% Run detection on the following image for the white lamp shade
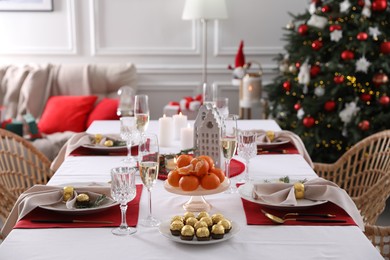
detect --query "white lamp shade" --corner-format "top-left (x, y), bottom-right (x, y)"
top-left (182, 0), bottom-right (228, 20)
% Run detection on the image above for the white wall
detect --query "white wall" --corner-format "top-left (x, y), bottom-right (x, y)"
top-left (0, 0), bottom-right (308, 119)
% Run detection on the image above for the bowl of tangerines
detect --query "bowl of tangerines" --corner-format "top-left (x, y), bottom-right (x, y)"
top-left (163, 154), bottom-right (230, 196)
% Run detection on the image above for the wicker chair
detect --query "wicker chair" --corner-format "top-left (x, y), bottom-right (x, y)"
top-left (364, 225), bottom-right (390, 259)
top-left (0, 128), bottom-right (53, 222)
top-left (314, 130), bottom-right (390, 225)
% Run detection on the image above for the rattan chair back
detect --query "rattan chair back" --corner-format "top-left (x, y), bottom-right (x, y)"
top-left (364, 224), bottom-right (390, 259)
top-left (0, 128), bottom-right (53, 221)
top-left (314, 130), bottom-right (390, 225)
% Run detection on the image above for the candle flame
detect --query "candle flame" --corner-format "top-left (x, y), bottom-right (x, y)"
top-left (163, 114), bottom-right (166, 118)
top-left (179, 112), bottom-right (183, 116)
top-left (248, 85), bottom-right (253, 92)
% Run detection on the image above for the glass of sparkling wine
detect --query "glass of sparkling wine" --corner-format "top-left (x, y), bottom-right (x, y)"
top-left (220, 114), bottom-right (238, 194)
top-left (134, 94), bottom-right (150, 136)
top-left (138, 133), bottom-right (160, 227)
top-left (120, 117), bottom-right (138, 165)
top-left (111, 166), bottom-right (137, 236)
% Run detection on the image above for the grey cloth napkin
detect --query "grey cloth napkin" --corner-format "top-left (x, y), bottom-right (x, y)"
top-left (1, 184), bottom-right (112, 238)
top-left (252, 177), bottom-right (364, 230)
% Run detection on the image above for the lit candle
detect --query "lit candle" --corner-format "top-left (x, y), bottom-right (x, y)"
top-left (172, 112), bottom-right (188, 140)
top-left (180, 124), bottom-right (194, 150)
top-left (165, 157), bottom-right (177, 171)
top-left (158, 114), bottom-right (173, 147)
top-left (240, 74), bottom-right (262, 108)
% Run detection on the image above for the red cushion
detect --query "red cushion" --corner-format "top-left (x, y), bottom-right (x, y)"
top-left (38, 96), bottom-right (98, 134)
top-left (86, 98), bottom-right (120, 127)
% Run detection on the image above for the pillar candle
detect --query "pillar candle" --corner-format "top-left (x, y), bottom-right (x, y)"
top-left (172, 112), bottom-right (188, 140)
top-left (180, 124), bottom-right (194, 150)
top-left (158, 114), bottom-right (173, 147)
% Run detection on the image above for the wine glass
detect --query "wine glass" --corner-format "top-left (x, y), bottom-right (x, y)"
top-left (111, 166), bottom-right (137, 236)
top-left (138, 133), bottom-right (160, 227)
top-left (120, 117), bottom-right (138, 165)
top-left (213, 97), bottom-right (229, 119)
top-left (134, 94), bottom-right (150, 137)
top-left (237, 130), bottom-right (257, 183)
top-left (220, 114), bottom-right (238, 194)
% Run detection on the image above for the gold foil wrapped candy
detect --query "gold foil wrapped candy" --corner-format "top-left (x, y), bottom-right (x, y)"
top-left (62, 186), bottom-right (74, 202)
top-left (196, 227), bottom-right (210, 241)
top-left (294, 182), bottom-right (305, 199)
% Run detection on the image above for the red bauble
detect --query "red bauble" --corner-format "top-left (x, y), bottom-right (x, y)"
top-left (372, 72), bottom-right (389, 87)
top-left (322, 5), bottom-right (331, 12)
top-left (379, 95), bottom-right (390, 106)
top-left (312, 40), bottom-right (323, 51)
top-left (310, 65), bottom-right (321, 77)
top-left (294, 103), bottom-right (301, 111)
top-left (295, 62), bottom-right (301, 69)
top-left (333, 75), bottom-right (345, 84)
top-left (324, 100), bottom-right (336, 112)
top-left (360, 93), bottom-right (372, 102)
top-left (356, 32), bottom-right (368, 41)
top-left (298, 24), bottom-right (308, 35)
top-left (358, 120), bottom-right (370, 131)
top-left (380, 42), bottom-right (390, 54)
top-left (283, 81), bottom-right (291, 91)
top-left (329, 24), bottom-right (342, 32)
top-left (303, 116), bottom-right (315, 128)
top-left (372, 0), bottom-right (388, 12)
top-left (341, 50), bottom-right (355, 60)
top-left (358, 0), bottom-right (365, 6)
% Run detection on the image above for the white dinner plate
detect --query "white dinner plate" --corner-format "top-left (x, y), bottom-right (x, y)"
top-left (163, 178), bottom-right (230, 196)
top-left (81, 143), bottom-right (127, 153)
top-left (257, 137), bottom-right (290, 148)
top-left (158, 220), bottom-right (240, 245)
top-left (238, 181), bottom-right (327, 210)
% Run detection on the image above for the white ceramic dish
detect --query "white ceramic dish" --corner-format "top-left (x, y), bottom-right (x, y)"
top-left (238, 181), bottom-right (327, 210)
top-left (158, 220), bottom-right (240, 245)
top-left (163, 178), bottom-right (230, 196)
top-left (257, 137), bottom-right (290, 148)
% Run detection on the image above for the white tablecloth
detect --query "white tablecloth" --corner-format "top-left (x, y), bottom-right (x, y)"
top-left (0, 120), bottom-right (382, 260)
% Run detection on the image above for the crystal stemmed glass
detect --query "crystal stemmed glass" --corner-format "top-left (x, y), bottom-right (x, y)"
top-left (220, 114), bottom-right (238, 194)
top-left (138, 133), bottom-right (160, 227)
top-left (111, 166), bottom-right (137, 236)
top-left (237, 131), bottom-right (257, 183)
top-left (120, 116), bottom-right (138, 165)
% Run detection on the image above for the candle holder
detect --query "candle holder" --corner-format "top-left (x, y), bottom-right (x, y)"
top-left (239, 62), bottom-right (263, 119)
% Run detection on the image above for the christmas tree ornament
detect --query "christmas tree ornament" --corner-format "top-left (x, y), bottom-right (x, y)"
top-left (298, 24), bottom-right (308, 35)
top-left (339, 101), bottom-right (360, 124)
top-left (379, 95), bottom-right (390, 106)
top-left (362, 0), bottom-right (372, 17)
top-left (307, 14), bottom-right (328, 29)
top-left (286, 21), bottom-right (295, 30)
top-left (358, 120), bottom-right (370, 131)
top-left (314, 86), bottom-right (325, 97)
top-left (322, 5), bottom-right (331, 12)
top-left (371, 0), bottom-right (387, 12)
top-left (289, 64), bottom-right (298, 73)
top-left (372, 72), bottom-right (389, 86)
top-left (360, 93), bottom-right (371, 102)
top-left (340, 0), bottom-right (351, 12)
top-left (330, 30), bottom-right (343, 42)
top-left (298, 60), bottom-right (310, 85)
top-left (283, 81), bottom-right (291, 91)
top-left (368, 26), bottom-right (381, 40)
top-left (294, 103), bottom-right (302, 111)
top-left (341, 50), bottom-right (355, 60)
top-left (295, 62), bottom-right (301, 69)
top-left (329, 24), bottom-right (342, 32)
top-left (334, 75), bottom-right (345, 84)
top-left (380, 42), bottom-right (390, 54)
top-left (357, 0), bottom-right (365, 7)
top-left (303, 116), bottom-right (315, 128)
top-left (356, 32), bottom-right (368, 41)
top-left (310, 65), bottom-right (321, 77)
top-left (312, 39), bottom-right (323, 51)
top-left (279, 61), bottom-right (289, 73)
top-left (324, 100), bottom-right (336, 111)
top-left (355, 56), bottom-right (371, 73)
top-left (297, 108), bottom-right (305, 119)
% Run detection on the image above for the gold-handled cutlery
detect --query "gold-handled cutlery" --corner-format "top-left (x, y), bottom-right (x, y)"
top-left (261, 210), bottom-right (346, 224)
top-left (31, 219), bottom-right (114, 224)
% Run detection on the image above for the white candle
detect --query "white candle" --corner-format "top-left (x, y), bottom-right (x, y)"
top-left (172, 112), bottom-right (187, 140)
top-left (241, 74), bottom-right (262, 108)
top-left (158, 114), bottom-right (173, 147)
top-left (180, 124), bottom-right (194, 150)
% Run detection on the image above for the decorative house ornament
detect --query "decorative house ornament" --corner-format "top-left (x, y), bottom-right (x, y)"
top-left (193, 103), bottom-right (223, 167)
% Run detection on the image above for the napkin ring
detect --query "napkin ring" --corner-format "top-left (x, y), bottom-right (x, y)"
top-left (293, 182), bottom-right (305, 199)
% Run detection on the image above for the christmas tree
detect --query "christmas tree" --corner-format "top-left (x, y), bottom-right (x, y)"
top-left (266, 0), bottom-right (390, 163)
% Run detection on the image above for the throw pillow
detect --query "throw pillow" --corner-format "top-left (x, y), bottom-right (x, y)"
top-left (86, 98), bottom-right (120, 127)
top-left (38, 95), bottom-right (98, 134)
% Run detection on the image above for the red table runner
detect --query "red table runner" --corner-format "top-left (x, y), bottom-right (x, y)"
top-left (14, 185), bottom-right (143, 229)
top-left (257, 142), bottom-right (299, 155)
top-left (240, 197), bottom-right (357, 226)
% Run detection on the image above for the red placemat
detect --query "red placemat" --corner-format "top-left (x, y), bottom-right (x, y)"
top-left (157, 158), bottom-right (245, 180)
top-left (240, 197), bottom-right (357, 226)
top-left (14, 185), bottom-right (143, 229)
top-left (257, 142), bottom-right (299, 155)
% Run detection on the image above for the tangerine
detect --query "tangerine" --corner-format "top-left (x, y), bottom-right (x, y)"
top-left (198, 155), bottom-right (215, 169)
top-left (167, 169), bottom-right (181, 187)
top-left (179, 175), bottom-right (200, 191)
top-left (200, 173), bottom-right (221, 190)
top-left (210, 167), bottom-right (225, 183)
top-left (176, 154), bottom-right (192, 168)
top-left (190, 157), bottom-right (210, 177)
top-left (177, 164), bottom-right (194, 175)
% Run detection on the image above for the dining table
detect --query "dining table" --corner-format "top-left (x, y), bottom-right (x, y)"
top-left (0, 119), bottom-right (383, 260)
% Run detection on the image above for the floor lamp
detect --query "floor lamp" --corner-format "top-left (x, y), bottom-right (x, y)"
top-left (182, 0), bottom-right (228, 103)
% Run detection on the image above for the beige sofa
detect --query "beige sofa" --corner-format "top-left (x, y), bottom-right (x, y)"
top-left (0, 63), bottom-right (137, 160)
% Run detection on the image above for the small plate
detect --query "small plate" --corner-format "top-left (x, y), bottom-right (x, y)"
top-left (164, 178), bottom-right (230, 196)
top-left (257, 137), bottom-right (290, 148)
top-left (238, 181), bottom-right (327, 210)
top-left (158, 220), bottom-right (240, 244)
